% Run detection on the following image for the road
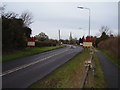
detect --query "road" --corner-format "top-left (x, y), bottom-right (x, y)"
top-left (96, 50), bottom-right (120, 88)
top-left (2, 45), bottom-right (83, 88)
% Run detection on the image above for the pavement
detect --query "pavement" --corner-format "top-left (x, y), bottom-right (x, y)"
top-left (2, 45), bottom-right (83, 88)
top-left (96, 50), bottom-right (120, 88)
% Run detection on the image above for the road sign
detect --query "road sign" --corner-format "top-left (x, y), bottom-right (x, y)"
top-left (27, 37), bottom-right (36, 48)
top-left (83, 42), bottom-right (92, 47)
top-left (27, 42), bottom-right (35, 46)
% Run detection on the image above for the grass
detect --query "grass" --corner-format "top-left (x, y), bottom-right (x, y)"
top-left (93, 51), bottom-right (107, 88)
top-left (2, 45), bottom-right (64, 62)
top-left (83, 48), bottom-right (106, 88)
top-left (97, 48), bottom-right (120, 68)
top-left (28, 49), bottom-right (90, 88)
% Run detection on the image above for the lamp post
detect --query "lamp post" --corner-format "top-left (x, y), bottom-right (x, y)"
top-left (77, 6), bottom-right (91, 37)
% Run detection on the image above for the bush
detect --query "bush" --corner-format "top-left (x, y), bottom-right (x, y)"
top-left (35, 41), bottom-right (57, 47)
top-left (98, 36), bottom-right (119, 59)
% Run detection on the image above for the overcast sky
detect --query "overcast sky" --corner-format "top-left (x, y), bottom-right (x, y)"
top-left (1, 1), bottom-right (118, 40)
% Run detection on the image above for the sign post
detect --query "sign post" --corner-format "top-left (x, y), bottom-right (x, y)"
top-left (27, 37), bottom-right (36, 48)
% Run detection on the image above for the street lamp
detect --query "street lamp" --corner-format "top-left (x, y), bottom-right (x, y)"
top-left (77, 6), bottom-right (91, 37)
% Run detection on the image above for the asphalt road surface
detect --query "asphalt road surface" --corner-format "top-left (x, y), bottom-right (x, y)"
top-left (96, 50), bottom-right (120, 88)
top-left (2, 45), bottom-right (83, 88)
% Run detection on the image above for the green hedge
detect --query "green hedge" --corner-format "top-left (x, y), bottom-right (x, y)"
top-left (35, 41), bottom-right (57, 47)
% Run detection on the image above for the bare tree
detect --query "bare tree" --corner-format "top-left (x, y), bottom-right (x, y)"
top-left (0, 5), bottom-right (18, 18)
top-left (4, 12), bottom-right (18, 18)
top-left (21, 11), bottom-right (33, 27)
top-left (0, 4), bottom-right (6, 15)
top-left (99, 26), bottom-right (110, 34)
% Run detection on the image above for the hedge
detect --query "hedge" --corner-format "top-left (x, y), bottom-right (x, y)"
top-left (35, 41), bottom-right (57, 47)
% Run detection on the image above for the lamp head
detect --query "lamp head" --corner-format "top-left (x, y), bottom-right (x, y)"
top-left (77, 6), bottom-right (84, 9)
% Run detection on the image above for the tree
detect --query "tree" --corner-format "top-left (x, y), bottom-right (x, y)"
top-left (2, 16), bottom-right (26, 51)
top-left (21, 11), bottom-right (33, 27)
top-left (79, 38), bottom-right (82, 44)
top-left (4, 12), bottom-right (18, 19)
top-left (0, 4), bottom-right (6, 15)
top-left (2, 7), bottom-right (33, 52)
top-left (99, 26), bottom-right (109, 34)
top-left (35, 32), bottom-right (49, 41)
top-left (0, 5), bottom-right (18, 19)
top-left (100, 32), bottom-right (109, 41)
top-left (94, 26), bottom-right (110, 47)
top-left (23, 27), bottom-right (32, 38)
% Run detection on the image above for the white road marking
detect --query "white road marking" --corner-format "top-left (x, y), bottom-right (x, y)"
top-left (0, 49), bottom-right (70, 77)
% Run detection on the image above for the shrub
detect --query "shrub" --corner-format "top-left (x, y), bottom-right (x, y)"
top-left (98, 36), bottom-right (119, 59)
top-left (35, 41), bottom-right (56, 47)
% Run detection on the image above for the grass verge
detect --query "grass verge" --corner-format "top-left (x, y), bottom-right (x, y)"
top-left (97, 48), bottom-right (120, 68)
top-left (83, 49), bottom-right (106, 88)
top-left (28, 50), bottom-right (90, 88)
top-left (2, 45), bottom-right (64, 62)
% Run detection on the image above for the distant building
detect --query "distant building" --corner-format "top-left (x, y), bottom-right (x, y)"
top-left (69, 32), bottom-right (73, 44)
top-left (69, 32), bottom-right (72, 41)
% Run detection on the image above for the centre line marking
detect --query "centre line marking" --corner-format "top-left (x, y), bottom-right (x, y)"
top-left (0, 49), bottom-right (70, 77)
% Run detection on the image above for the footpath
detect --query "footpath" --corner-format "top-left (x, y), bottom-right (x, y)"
top-left (96, 50), bottom-right (120, 88)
